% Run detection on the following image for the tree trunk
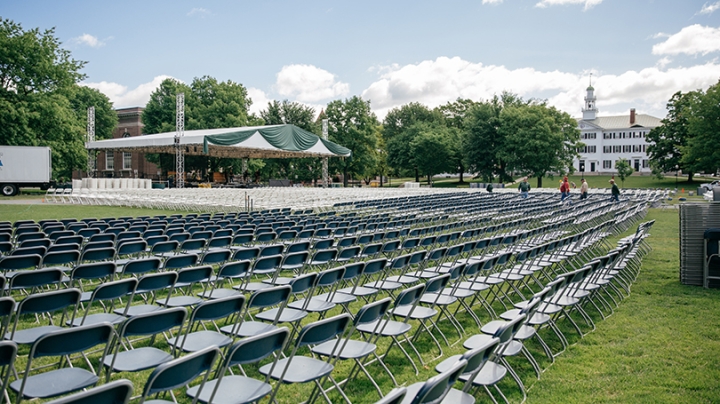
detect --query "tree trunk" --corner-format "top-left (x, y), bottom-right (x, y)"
top-left (427, 174), bottom-right (432, 186)
top-left (343, 165), bottom-right (348, 187)
top-left (688, 172), bottom-right (694, 183)
top-left (415, 168), bottom-right (419, 183)
top-left (537, 176), bottom-right (543, 188)
top-left (459, 167), bottom-right (465, 183)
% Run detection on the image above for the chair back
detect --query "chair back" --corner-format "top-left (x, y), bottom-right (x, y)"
top-left (141, 346), bottom-right (219, 403)
top-left (44, 379), bottom-right (133, 404)
top-left (118, 307), bottom-right (187, 338)
top-left (411, 359), bottom-right (467, 404)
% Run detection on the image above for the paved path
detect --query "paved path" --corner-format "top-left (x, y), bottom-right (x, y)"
top-left (0, 199), bottom-right (48, 205)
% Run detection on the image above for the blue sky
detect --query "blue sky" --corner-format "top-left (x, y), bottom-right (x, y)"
top-left (4, 0), bottom-right (720, 120)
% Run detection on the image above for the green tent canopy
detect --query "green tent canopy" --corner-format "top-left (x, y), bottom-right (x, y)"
top-left (86, 124), bottom-right (351, 159)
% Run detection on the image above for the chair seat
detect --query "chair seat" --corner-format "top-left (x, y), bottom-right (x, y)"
top-left (256, 307), bottom-right (307, 323)
top-left (197, 288), bottom-right (242, 300)
top-left (315, 292), bottom-right (356, 305)
top-left (391, 305), bottom-right (437, 320)
top-left (7, 325), bottom-right (63, 345)
top-left (169, 331), bottom-right (233, 352)
top-left (357, 319), bottom-right (411, 337)
top-left (104, 347), bottom-right (172, 372)
top-left (490, 271), bottom-right (525, 281)
top-left (401, 383), bottom-right (474, 404)
top-left (364, 280), bottom-right (403, 290)
top-left (471, 276), bottom-right (504, 285)
top-left (260, 356), bottom-right (334, 383)
top-left (68, 313), bottom-right (126, 327)
top-left (420, 293), bottom-right (457, 306)
top-left (221, 321), bottom-right (278, 338)
top-left (455, 281), bottom-right (490, 292)
top-left (186, 375), bottom-right (271, 404)
top-left (385, 275), bottom-right (421, 284)
top-left (288, 298), bottom-right (336, 313)
top-left (337, 286), bottom-right (377, 297)
top-left (117, 304), bottom-right (162, 317)
top-left (470, 361), bottom-right (508, 386)
top-left (9, 368), bottom-right (98, 399)
top-left (312, 338), bottom-right (376, 359)
top-left (160, 296), bottom-right (203, 307)
top-left (441, 287), bottom-right (475, 298)
top-left (239, 282), bottom-right (272, 292)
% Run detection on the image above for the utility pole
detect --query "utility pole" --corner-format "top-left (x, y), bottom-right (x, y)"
top-left (322, 119), bottom-right (329, 188)
top-left (86, 106), bottom-right (95, 178)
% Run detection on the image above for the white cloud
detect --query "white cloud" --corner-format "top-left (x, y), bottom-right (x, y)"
top-left (83, 75), bottom-right (177, 108)
top-left (72, 33), bottom-right (104, 48)
top-left (699, 1), bottom-right (720, 14)
top-left (535, 0), bottom-right (602, 11)
top-left (187, 8), bottom-right (211, 17)
top-left (274, 64), bottom-right (350, 103)
top-left (360, 56), bottom-right (720, 119)
top-left (482, 0), bottom-right (503, 4)
top-left (652, 24), bottom-right (720, 56)
top-left (247, 87), bottom-right (271, 116)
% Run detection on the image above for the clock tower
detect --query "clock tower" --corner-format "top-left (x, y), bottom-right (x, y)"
top-left (582, 76), bottom-right (598, 120)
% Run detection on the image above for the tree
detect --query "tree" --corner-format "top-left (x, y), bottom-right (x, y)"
top-left (647, 90), bottom-right (700, 181)
top-left (463, 100), bottom-right (503, 183)
top-left (383, 102), bottom-right (443, 176)
top-left (615, 158), bottom-right (634, 187)
top-left (325, 96), bottom-right (379, 186)
top-left (437, 99), bottom-right (477, 182)
top-left (497, 103), bottom-right (581, 188)
top-left (684, 80), bottom-right (720, 176)
top-left (142, 76), bottom-right (253, 179)
top-left (0, 18), bottom-right (114, 180)
top-left (410, 123), bottom-right (456, 185)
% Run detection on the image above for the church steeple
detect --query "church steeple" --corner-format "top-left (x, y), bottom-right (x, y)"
top-left (582, 74), bottom-right (598, 120)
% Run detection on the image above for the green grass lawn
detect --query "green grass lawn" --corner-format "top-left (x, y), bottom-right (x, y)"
top-left (0, 204), bottom-right (717, 403)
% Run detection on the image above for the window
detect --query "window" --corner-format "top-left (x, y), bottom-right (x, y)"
top-left (603, 160), bottom-right (612, 169)
top-left (603, 133), bottom-right (612, 139)
top-left (613, 145), bottom-right (621, 153)
top-left (603, 146), bottom-right (612, 153)
top-left (633, 132), bottom-right (641, 138)
top-left (642, 159), bottom-right (649, 168)
top-left (106, 152), bottom-right (114, 170)
top-left (123, 152), bottom-right (132, 170)
top-left (623, 145), bottom-right (632, 153)
top-left (583, 133), bottom-right (596, 140)
top-left (587, 145), bottom-right (596, 153)
top-left (633, 145), bottom-right (642, 153)
top-left (642, 144), bottom-right (647, 152)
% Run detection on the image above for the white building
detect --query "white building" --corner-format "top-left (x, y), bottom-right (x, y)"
top-left (574, 84), bottom-right (662, 174)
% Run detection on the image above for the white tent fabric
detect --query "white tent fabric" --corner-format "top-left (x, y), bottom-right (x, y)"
top-left (85, 124), bottom-right (351, 159)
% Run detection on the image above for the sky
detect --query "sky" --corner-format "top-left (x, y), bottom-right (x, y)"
top-left (4, 0), bottom-right (720, 121)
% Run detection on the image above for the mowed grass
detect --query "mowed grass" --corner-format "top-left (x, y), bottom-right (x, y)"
top-left (0, 203), bottom-right (718, 403)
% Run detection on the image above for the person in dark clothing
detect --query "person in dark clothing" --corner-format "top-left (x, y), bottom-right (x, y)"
top-left (610, 179), bottom-right (620, 202)
top-left (486, 183), bottom-right (493, 193)
top-left (518, 178), bottom-right (530, 198)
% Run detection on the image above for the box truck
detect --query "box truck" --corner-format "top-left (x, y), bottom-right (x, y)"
top-left (0, 146), bottom-right (53, 196)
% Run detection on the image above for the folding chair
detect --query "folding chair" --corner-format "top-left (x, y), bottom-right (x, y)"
top-left (260, 313), bottom-right (352, 404)
top-left (10, 323), bottom-right (115, 403)
top-left (168, 294), bottom-right (246, 353)
top-left (160, 265), bottom-right (213, 308)
top-left (103, 307), bottom-right (188, 382)
top-left (6, 288), bottom-right (81, 346)
top-left (0, 340), bottom-right (17, 404)
top-left (399, 359), bottom-right (469, 404)
top-left (357, 284), bottom-right (426, 377)
top-left (434, 338), bottom-right (500, 403)
top-left (197, 260), bottom-right (250, 300)
top-left (139, 346), bottom-right (219, 404)
top-left (118, 271), bottom-right (178, 317)
top-left (44, 379), bottom-right (132, 404)
top-left (312, 297), bottom-right (393, 400)
top-left (69, 278), bottom-right (138, 327)
top-left (220, 285), bottom-right (292, 338)
top-left (186, 328), bottom-right (290, 404)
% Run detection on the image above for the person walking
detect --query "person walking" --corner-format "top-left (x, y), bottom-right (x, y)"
top-left (610, 179), bottom-right (620, 202)
top-left (518, 177), bottom-right (530, 199)
top-left (580, 178), bottom-right (589, 200)
top-left (486, 182), bottom-right (493, 193)
top-left (560, 177), bottom-right (570, 203)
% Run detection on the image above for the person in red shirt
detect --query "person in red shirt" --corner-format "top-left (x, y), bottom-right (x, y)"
top-left (560, 177), bottom-right (570, 202)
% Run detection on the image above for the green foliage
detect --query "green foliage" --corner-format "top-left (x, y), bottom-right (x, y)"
top-left (497, 102), bottom-right (581, 187)
top-left (142, 76), bottom-right (253, 178)
top-left (463, 100), bottom-right (503, 182)
top-left (325, 96), bottom-right (379, 183)
top-left (684, 79), bottom-right (720, 176)
top-left (383, 102), bottom-right (443, 175)
top-left (0, 18), bottom-right (115, 180)
top-left (409, 123), bottom-right (456, 184)
top-left (615, 158), bottom-right (634, 186)
top-left (647, 90), bottom-right (699, 181)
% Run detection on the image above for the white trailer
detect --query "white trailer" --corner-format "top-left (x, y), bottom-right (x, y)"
top-left (0, 146), bottom-right (53, 196)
